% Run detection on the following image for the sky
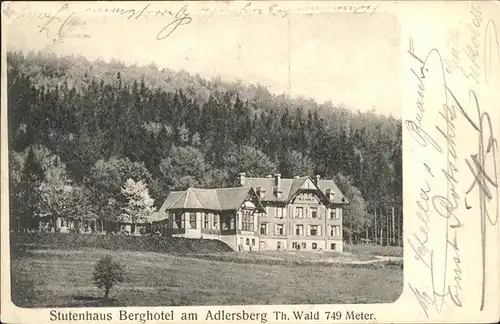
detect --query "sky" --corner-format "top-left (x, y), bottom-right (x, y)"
top-left (4, 1), bottom-right (402, 117)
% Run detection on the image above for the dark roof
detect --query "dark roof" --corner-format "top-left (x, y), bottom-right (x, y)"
top-left (241, 176), bottom-right (311, 202)
top-left (240, 176), bottom-right (348, 204)
top-left (161, 187), bottom-right (262, 212)
top-left (317, 179), bottom-right (349, 204)
top-left (158, 191), bottom-right (184, 213)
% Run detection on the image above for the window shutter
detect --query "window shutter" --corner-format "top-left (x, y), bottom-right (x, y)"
top-left (318, 225), bottom-right (322, 236)
top-left (275, 224), bottom-right (278, 235)
top-left (307, 225), bottom-right (311, 236)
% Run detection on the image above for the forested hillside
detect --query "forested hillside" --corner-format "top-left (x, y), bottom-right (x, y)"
top-left (7, 51), bottom-right (402, 244)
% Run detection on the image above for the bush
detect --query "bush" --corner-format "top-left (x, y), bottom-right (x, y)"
top-left (11, 232), bottom-right (234, 254)
top-left (92, 255), bottom-right (125, 298)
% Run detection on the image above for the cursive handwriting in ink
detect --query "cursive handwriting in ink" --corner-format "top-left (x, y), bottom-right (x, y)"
top-left (407, 177), bottom-right (432, 270)
top-left (408, 283), bottom-right (436, 318)
top-left (444, 29), bottom-right (461, 75)
top-left (446, 86), bottom-right (499, 311)
top-left (406, 37), bottom-right (443, 153)
top-left (483, 20), bottom-right (500, 84)
top-left (156, 5), bottom-right (192, 40)
top-left (38, 3), bottom-right (89, 42)
top-left (38, 3), bottom-right (68, 38)
top-left (406, 39), bottom-right (466, 317)
top-left (460, 5), bottom-right (482, 84)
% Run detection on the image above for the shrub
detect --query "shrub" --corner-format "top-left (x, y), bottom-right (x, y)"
top-left (92, 255), bottom-right (125, 298)
top-left (11, 232), bottom-right (234, 254)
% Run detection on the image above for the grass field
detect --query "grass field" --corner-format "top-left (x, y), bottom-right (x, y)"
top-left (10, 234), bottom-right (403, 307)
top-left (11, 249), bottom-right (403, 307)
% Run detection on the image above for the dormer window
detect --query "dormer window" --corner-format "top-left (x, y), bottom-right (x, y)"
top-left (325, 188), bottom-right (334, 200)
top-left (256, 186), bottom-right (266, 198)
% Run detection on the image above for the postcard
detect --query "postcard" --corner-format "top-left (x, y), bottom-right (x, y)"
top-left (1, 1), bottom-right (499, 323)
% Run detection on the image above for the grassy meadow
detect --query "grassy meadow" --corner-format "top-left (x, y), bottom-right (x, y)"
top-left (10, 234), bottom-right (403, 307)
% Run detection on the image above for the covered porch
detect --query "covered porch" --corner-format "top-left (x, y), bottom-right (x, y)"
top-left (37, 214), bottom-right (106, 234)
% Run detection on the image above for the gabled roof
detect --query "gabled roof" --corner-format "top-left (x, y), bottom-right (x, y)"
top-left (158, 191), bottom-right (184, 214)
top-left (317, 179), bottom-right (349, 204)
top-left (161, 187), bottom-right (263, 212)
top-left (241, 176), bottom-right (311, 203)
top-left (240, 175), bottom-right (348, 204)
top-left (216, 187), bottom-right (259, 210)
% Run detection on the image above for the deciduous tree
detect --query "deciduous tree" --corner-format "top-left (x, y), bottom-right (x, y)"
top-left (120, 178), bottom-right (156, 224)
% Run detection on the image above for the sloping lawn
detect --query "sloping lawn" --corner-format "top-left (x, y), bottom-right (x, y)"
top-left (11, 248), bottom-right (403, 308)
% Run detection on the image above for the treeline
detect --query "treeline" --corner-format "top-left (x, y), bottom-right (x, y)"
top-left (7, 51), bottom-right (402, 243)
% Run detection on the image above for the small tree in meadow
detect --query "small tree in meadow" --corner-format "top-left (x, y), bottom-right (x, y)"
top-left (92, 255), bottom-right (125, 298)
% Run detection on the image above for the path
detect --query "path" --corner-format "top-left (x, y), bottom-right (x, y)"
top-left (342, 255), bottom-right (402, 265)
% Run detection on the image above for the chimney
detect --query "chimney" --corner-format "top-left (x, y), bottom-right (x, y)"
top-left (294, 175), bottom-right (300, 179)
top-left (238, 172), bottom-right (246, 186)
top-left (274, 173), bottom-right (281, 187)
top-left (315, 174), bottom-right (321, 185)
top-left (274, 173), bottom-right (283, 197)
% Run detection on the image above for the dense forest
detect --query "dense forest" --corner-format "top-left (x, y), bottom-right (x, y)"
top-left (7, 51), bottom-right (402, 245)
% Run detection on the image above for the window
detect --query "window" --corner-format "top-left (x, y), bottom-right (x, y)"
top-left (174, 213), bottom-right (184, 229)
top-left (330, 225), bottom-right (340, 236)
top-left (276, 207), bottom-right (283, 219)
top-left (330, 209), bottom-right (336, 219)
top-left (189, 213), bottom-right (197, 229)
top-left (246, 238), bottom-right (250, 245)
top-left (204, 214), bottom-right (209, 229)
top-left (301, 242), bottom-right (306, 249)
top-left (311, 207), bottom-right (317, 218)
top-left (213, 214), bottom-right (219, 229)
top-left (229, 215), bottom-right (235, 230)
top-left (295, 225), bottom-right (304, 236)
top-left (276, 224), bottom-right (284, 235)
top-left (222, 214), bottom-right (231, 230)
top-left (292, 242), bottom-right (298, 249)
top-left (296, 207), bottom-right (303, 218)
top-left (312, 243), bottom-right (317, 250)
top-left (310, 225), bottom-right (318, 236)
top-left (260, 223), bottom-right (267, 235)
top-left (252, 239), bottom-right (256, 246)
top-left (331, 243), bottom-right (337, 250)
top-left (242, 211), bottom-right (254, 231)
